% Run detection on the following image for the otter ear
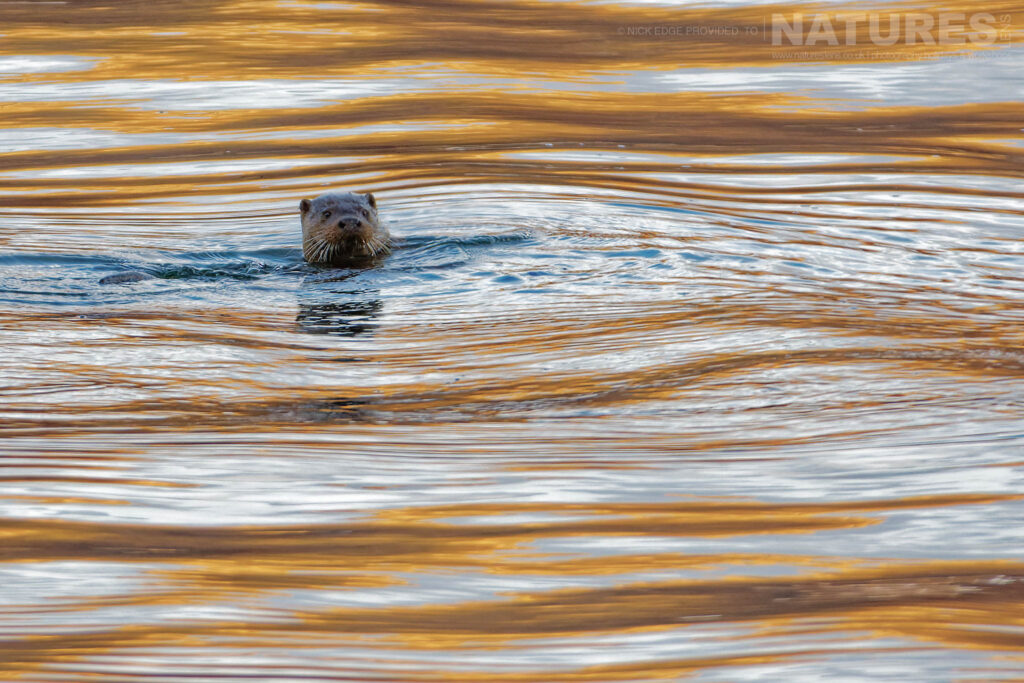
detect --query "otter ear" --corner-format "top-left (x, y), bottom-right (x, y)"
top-left (364, 193), bottom-right (376, 209)
top-left (299, 198), bottom-right (311, 214)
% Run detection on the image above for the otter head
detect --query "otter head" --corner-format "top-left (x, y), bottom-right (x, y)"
top-left (299, 191), bottom-right (390, 265)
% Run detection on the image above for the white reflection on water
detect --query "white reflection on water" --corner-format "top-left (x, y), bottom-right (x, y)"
top-left (657, 46), bottom-right (1023, 105)
top-left (0, 54), bottom-right (97, 77)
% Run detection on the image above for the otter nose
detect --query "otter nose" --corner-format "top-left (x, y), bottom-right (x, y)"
top-left (338, 218), bottom-right (357, 231)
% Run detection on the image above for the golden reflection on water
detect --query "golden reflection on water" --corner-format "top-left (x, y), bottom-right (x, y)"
top-left (2, 499), bottom-right (1024, 679)
top-left (5, 293), bottom-right (1024, 435)
top-left (0, 0), bottom-right (1019, 77)
top-left (2, 96), bottom-right (1023, 209)
top-left (2, 0), bottom-right (1024, 679)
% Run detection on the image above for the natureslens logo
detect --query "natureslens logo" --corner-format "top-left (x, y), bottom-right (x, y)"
top-left (771, 12), bottom-right (1002, 46)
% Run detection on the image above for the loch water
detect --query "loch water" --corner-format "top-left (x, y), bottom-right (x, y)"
top-left (2, 1), bottom-right (1024, 680)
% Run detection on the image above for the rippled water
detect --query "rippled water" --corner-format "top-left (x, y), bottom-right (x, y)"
top-left (3, 0), bottom-right (1024, 680)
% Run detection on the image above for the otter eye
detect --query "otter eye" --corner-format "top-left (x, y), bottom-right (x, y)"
top-left (321, 210), bottom-right (332, 220)
top-left (360, 207), bottom-right (369, 218)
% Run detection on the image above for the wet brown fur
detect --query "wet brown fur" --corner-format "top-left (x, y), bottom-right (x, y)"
top-left (300, 191), bottom-right (390, 265)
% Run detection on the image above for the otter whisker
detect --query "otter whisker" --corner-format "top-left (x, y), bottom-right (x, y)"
top-left (309, 239), bottom-right (333, 264)
top-left (317, 242), bottom-right (335, 263)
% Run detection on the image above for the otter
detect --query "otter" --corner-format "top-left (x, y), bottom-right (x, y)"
top-left (99, 271), bottom-right (151, 285)
top-left (99, 191), bottom-right (387, 284)
top-left (300, 191), bottom-right (390, 265)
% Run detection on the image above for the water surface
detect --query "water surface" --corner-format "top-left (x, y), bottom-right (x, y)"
top-left (2, 0), bottom-right (1024, 680)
